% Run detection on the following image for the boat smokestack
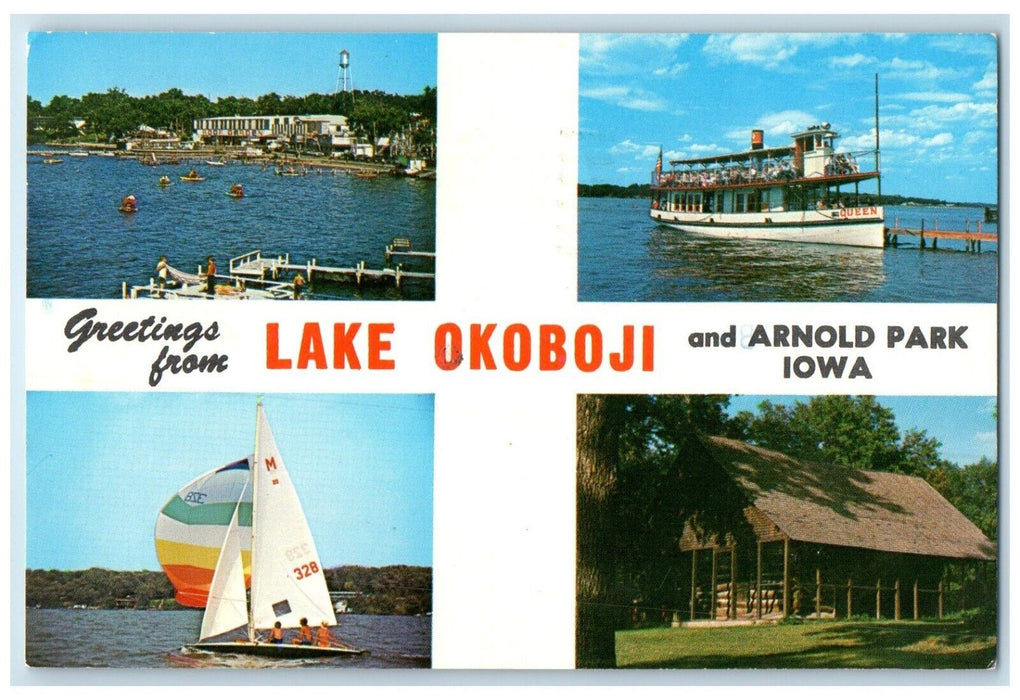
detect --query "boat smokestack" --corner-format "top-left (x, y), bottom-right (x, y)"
top-left (750, 129), bottom-right (764, 150)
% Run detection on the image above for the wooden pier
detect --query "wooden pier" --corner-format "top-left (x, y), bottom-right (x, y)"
top-left (884, 217), bottom-right (998, 252)
top-left (229, 244), bottom-right (435, 291)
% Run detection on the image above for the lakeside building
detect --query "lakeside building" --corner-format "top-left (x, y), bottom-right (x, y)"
top-left (192, 113), bottom-right (356, 152)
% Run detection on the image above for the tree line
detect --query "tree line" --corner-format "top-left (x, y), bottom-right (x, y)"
top-left (26, 564), bottom-right (432, 616)
top-left (27, 86), bottom-right (437, 148)
top-left (576, 395), bottom-right (998, 667)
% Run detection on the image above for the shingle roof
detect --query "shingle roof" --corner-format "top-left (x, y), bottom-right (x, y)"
top-left (700, 436), bottom-right (996, 561)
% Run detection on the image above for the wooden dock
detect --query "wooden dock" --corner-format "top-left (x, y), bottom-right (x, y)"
top-left (229, 244), bottom-right (435, 291)
top-left (884, 217), bottom-right (998, 252)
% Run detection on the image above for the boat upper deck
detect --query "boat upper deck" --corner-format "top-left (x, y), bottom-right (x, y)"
top-left (652, 168), bottom-right (880, 192)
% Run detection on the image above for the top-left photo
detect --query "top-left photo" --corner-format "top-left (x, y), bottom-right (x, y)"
top-left (26, 32), bottom-right (437, 301)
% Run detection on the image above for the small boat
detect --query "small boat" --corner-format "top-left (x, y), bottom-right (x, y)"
top-left (158, 176), bottom-right (172, 187)
top-left (118, 205), bottom-right (138, 213)
top-left (119, 195), bottom-right (138, 213)
top-left (650, 121), bottom-right (885, 248)
top-left (180, 175), bottom-right (205, 182)
top-left (42, 158), bottom-right (62, 165)
top-left (354, 171), bottom-right (379, 180)
top-left (68, 151), bottom-right (90, 157)
top-left (155, 402), bottom-right (367, 658)
top-left (205, 160), bottom-right (227, 167)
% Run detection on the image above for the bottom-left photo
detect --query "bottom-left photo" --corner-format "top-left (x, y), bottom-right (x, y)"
top-left (24, 392), bottom-right (434, 668)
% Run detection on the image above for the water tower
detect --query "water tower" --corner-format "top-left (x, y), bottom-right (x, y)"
top-left (335, 49), bottom-right (352, 94)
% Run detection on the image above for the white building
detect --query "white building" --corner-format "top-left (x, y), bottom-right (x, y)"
top-left (192, 114), bottom-right (352, 148)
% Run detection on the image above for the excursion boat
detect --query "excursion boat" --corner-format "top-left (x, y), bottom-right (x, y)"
top-left (155, 402), bottom-right (367, 659)
top-left (650, 124), bottom-right (885, 248)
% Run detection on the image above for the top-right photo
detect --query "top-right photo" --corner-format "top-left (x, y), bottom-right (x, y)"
top-left (578, 33), bottom-right (998, 303)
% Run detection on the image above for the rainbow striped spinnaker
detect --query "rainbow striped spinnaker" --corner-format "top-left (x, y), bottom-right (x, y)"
top-left (154, 458), bottom-right (252, 608)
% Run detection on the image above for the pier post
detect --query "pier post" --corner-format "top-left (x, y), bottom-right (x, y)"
top-left (919, 219), bottom-right (925, 249)
top-left (122, 281), bottom-right (128, 299)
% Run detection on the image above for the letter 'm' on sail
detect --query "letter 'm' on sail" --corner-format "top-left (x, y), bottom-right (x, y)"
top-left (154, 458), bottom-right (253, 607)
top-left (249, 405), bottom-right (337, 630)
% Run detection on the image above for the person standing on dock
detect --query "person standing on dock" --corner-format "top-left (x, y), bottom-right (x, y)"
top-left (205, 256), bottom-right (217, 295)
top-left (292, 272), bottom-right (305, 299)
top-left (156, 255), bottom-right (169, 291)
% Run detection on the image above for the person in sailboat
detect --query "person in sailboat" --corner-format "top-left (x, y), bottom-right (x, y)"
top-left (315, 621), bottom-right (341, 648)
top-left (266, 621), bottom-right (285, 645)
top-left (293, 617), bottom-right (313, 645)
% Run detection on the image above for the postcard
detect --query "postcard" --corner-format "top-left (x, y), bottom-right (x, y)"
top-left (9, 17), bottom-right (1003, 684)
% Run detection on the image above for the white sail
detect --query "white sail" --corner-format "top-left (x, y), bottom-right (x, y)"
top-left (199, 499), bottom-right (250, 641)
top-left (249, 404), bottom-right (337, 631)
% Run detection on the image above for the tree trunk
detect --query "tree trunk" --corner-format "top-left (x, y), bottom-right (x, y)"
top-left (576, 394), bottom-right (622, 668)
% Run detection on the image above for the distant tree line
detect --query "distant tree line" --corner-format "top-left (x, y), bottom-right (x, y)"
top-left (27, 564), bottom-right (432, 616)
top-left (578, 182), bottom-right (989, 208)
top-left (26, 86), bottom-right (437, 149)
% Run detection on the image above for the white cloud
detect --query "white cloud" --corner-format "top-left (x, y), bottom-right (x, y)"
top-left (702, 33), bottom-right (843, 69)
top-left (894, 92), bottom-right (972, 103)
top-left (925, 132), bottom-right (953, 147)
top-left (830, 53), bottom-right (876, 69)
top-left (580, 84), bottom-right (668, 112)
top-left (580, 33), bottom-right (688, 75)
top-left (652, 62), bottom-right (690, 77)
top-left (974, 70), bottom-right (997, 92)
top-left (885, 56), bottom-right (964, 82)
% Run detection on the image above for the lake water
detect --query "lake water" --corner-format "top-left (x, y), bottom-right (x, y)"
top-left (26, 152), bottom-right (435, 300)
top-left (24, 608), bottom-right (431, 668)
top-left (578, 198), bottom-right (999, 303)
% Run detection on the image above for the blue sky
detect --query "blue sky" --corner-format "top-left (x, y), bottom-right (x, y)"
top-left (580, 33), bottom-right (998, 203)
top-left (725, 395), bottom-right (997, 466)
top-left (26, 393), bottom-right (433, 571)
top-left (27, 32), bottom-right (437, 102)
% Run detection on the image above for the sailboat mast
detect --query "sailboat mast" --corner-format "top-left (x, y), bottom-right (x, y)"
top-left (247, 400), bottom-right (262, 642)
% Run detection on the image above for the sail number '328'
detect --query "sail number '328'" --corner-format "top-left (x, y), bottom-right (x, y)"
top-left (293, 561), bottom-right (321, 580)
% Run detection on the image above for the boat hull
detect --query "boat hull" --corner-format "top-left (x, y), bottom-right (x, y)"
top-left (650, 206), bottom-right (885, 248)
top-left (189, 642), bottom-right (367, 658)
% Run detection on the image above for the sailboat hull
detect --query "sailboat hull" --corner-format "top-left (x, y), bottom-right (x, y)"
top-left (189, 641), bottom-right (367, 658)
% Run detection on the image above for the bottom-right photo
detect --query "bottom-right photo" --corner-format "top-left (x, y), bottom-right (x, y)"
top-left (576, 395), bottom-right (997, 670)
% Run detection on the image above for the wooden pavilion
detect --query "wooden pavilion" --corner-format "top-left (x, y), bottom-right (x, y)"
top-left (678, 436), bottom-right (996, 623)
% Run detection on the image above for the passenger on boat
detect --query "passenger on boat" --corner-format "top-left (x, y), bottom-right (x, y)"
top-left (121, 194), bottom-right (137, 211)
top-left (230, 183), bottom-right (244, 197)
top-left (267, 621), bottom-right (284, 644)
top-left (292, 272), bottom-right (305, 299)
top-left (315, 621), bottom-right (341, 648)
top-left (293, 618), bottom-right (313, 645)
top-left (187, 169), bottom-right (199, 179)
top-left (159, 175), bottom-right (171, 185)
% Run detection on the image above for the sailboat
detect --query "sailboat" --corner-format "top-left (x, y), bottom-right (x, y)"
top-left (154, 402), bottom-right (365, 658)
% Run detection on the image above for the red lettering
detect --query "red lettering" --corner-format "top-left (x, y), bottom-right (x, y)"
top-left (642, 325), bottom-right (655, 371)
top-left (434, 323), bottom-right (462, 370)
top-left (575, 325), bottom-right (603, 372)
top-left (265, 456), bottom-right (277, 471)
top-left (333, 323), bottom-right (362, 369)
top-left (368, 323), bottom-right (395, 370)
top-left (539, 325), bottom-right (567, 370)
top-left (609, 325), bottom-right (634, 371)
top-left (470, 323), bottom-right (497, 370)
top-left (266, 323), bottom-right (292, 369)
top-left (503, 324), bottom-right (531, 371)
top-left (297, 323), bottom-right (327, 369)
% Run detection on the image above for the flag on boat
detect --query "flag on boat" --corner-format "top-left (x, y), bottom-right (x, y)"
top-left (654, 145), bottom-right (663, 186)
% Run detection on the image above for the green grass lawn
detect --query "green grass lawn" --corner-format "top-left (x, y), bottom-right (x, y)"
top-left (616, 620), bottom-right (996, 669)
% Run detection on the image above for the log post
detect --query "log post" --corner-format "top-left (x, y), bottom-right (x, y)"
top-left (913, 580), bottom-right (919, 620)
top-left (782, 538), bottom-right (790, 619)
top-left (730, 548), bottom-right (737, 620)
top-left (756, 540), bottom-right (763, 620)
top-left (938, 580), bottom-right (944, 619)
top-left (710, 549), bottom-right (718, 621)
top-left (815, 569), bottom-right (822, 620)
top-left (689, 549), bottom-right (697, 621)
top-left (847, 579), bottom-right (853, 618)
top-left (894, 579), bottom-right (901, 621)
top-left (876, 579), bottom-right (882, 620)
